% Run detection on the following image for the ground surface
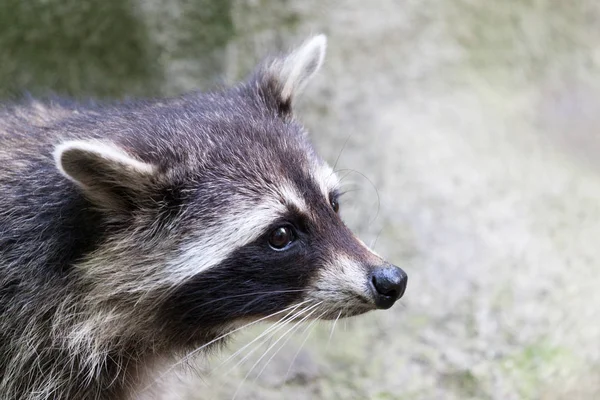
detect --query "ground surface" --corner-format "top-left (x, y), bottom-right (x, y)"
top-left (3, 1), bottom-right (600, 399)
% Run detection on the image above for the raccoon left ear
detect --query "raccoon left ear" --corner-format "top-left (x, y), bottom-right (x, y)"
top-left (257, 34), bottom-right (327, 116)
top-left (54, 140), bottom-right (157, 211)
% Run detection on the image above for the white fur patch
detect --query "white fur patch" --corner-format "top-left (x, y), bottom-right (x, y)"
top-left (54, 140), bottom-right (155, 188)
top-left (167, 198), bottom-right (288, 282)
top-left (312, 162), bottom-right (340, 201)
top-left (269, 35), bottom-right (327, 102)
top-left (311, 254), bottom-right (370, 304)
top-left (278, 181), bottom-right (309, 213)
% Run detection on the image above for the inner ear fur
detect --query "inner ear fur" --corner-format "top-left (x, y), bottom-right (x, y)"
top-left (54, 140), bottom-right (157, 211)
top-left (256, 34), bottom-right (327, 116)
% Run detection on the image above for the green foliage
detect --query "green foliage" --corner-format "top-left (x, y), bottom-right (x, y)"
top-left (0, 0), bottom-right (235, 99)
top-left (0, 0), bottom-right (161, 98)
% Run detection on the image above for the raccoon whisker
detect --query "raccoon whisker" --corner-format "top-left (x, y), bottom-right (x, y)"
top-left (332, 131), bottom-right (354, 172)
top-left (310, 288), bottom-right (372, 304)
top-left (224, 302), bottom-right (318, 379)
top-left (153, 316), bottom-right (297, 393)
top-left (141, 300), bottom-right (311, 393)
top-left (251, 326), bottom-right (298, 384)
top-left (181, 289), bottom-right (309, 314)
top-left (216, 301), bottom-right (313, 371)
top-left (337, 170), bottom-right (354, 184)
top-left (338, 180), bottom-right (360, 187)
top-left (283, 308), bottom-right (328, 384)
top-left (174, 290), bottom-right (310, 329)
top-left (219, 301), bottom-right (313, 364)
top-left (222, 301), bottom-right (320, 376)
top-left (231, 319), bottom-right (299, 381)
top-left (370, 226), bottom-right (385, 250)
top-left (338, 187), bottom-right (362, 197)
top-left (234, 290), bottom-right (309, 314)
top-left (231, 302), bottom-right (322, 400)
top-left (251, 304), bottom-right (325, 384)
top-left (219, 306), bottom-right (310, 393)
top-left (334, 168), bottom-right (381, 225)
top-left (327, 309), bottom-right (343, 348)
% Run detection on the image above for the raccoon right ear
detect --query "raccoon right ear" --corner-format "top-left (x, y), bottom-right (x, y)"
top-left (54, 140), bottom-right (157, 211)
top-left (257, 34), bottom-right (327, 116)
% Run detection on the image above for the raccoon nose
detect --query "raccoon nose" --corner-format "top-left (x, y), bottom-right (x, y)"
top-left (369, 265), bottom-right (407, 309)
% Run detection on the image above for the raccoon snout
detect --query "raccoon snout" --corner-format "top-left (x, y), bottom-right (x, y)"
top-left (369, 265), bottom-right (408, 309)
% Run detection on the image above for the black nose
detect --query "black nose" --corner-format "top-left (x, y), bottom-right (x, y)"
top-left (369, 265), bottom-right (408, 309)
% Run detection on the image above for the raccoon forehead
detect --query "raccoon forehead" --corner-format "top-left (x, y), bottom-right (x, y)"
top-left (312, 162), bottom-right (340, 199)
top-left (276, 181), bottom-right (309, 212)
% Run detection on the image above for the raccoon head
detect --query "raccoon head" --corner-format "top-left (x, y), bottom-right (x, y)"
top-left (53, 35), bottom-right (407, 347)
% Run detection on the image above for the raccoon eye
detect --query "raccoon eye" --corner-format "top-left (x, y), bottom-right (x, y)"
top-left (269, 226), bottom-right (295, 250)
top-left (330, 198), bottom-right (340, 213)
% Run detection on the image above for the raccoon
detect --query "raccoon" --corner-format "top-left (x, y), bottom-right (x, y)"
top-left (0, 35), bottom-right (407, 400)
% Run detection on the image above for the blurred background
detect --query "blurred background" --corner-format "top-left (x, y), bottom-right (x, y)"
top-left (3, 1), bottom-right (600, 399)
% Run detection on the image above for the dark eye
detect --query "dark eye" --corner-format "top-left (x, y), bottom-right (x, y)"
top-left (330, 197), bottom-right (340, 213)
top-left (268, 226), bottom-right (295, 250)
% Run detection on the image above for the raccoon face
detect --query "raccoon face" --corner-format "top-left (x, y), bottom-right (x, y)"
top-left (53, 35), bottom-right (406, 344)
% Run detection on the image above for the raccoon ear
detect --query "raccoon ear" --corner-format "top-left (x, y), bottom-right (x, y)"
top-left (54, 140), bottom-right (156, 211)
top-left (258, 34), bottom-right (327, 116)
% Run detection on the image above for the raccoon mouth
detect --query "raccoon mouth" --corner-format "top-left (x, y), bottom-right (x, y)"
top-left (317, 304), bottom-right (375, 320)
top-left (303, 299), bottom-right (376, 321)
top-left (262, 299), bottom-right (373, 325)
